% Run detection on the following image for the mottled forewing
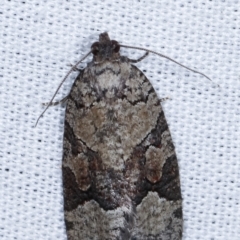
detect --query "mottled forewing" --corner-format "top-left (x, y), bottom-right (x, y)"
top-left (62, 58), bottom-right (182, 240)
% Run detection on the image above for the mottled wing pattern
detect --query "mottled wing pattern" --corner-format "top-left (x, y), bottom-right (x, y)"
top-left (62, 57), bottom-right (182, 240)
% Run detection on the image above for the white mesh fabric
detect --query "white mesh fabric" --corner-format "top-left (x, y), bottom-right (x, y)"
top-left (0, 0), bottom-right (239, 239)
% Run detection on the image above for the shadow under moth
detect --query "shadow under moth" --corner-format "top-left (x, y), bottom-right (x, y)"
top-left (37, 32), bottom-right (212, 240)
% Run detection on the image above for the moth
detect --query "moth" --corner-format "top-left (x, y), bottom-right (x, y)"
top-left (37, 32), bottom-right (211, 240)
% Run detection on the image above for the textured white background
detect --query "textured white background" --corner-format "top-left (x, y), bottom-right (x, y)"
top-left (0, 0), bottom-right (239, 239)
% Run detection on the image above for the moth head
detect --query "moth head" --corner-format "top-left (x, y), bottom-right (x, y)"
top-left (91, 32), bottom-right (120, 62)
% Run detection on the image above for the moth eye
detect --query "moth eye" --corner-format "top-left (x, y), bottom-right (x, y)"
top-left (111, 40), bottom-right (120, 53)
top-left (91, 42), bottom-right (100, 55)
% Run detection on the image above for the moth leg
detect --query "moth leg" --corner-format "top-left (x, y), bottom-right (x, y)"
top-left (159, 97), bottom-right (171, 103)
top-left (128, 51), bottom-right (149, 63)
top-left (66, 63), bottom-right (81, 71)
top-left (42, 95), bottom-right (69, 106)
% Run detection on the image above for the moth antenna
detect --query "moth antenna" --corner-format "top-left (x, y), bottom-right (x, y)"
top-left (35, 50), bottom-right (92, 127)
top-left (120, 44), bottom-right (216, 85)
